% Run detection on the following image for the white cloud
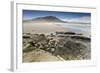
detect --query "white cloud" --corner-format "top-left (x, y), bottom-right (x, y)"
top-left (62, 16), bottom-right (91, 23)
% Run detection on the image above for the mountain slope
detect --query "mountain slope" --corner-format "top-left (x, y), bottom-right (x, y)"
top-left (23, 16), bottom-right (90, 24)
top-left (23, 16), bottom-right (65, 23)
top-left (32, 16), bottom-right (64, 22)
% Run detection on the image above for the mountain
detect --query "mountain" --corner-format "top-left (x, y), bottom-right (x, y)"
top-left (32, 16), bottom-right (65, 22)
top-left (23, 16), bottom-right (65, 23)
top-left (23, 16), bottom-right (66, 34)
top-left (23, 16), bottom-right (90, 24)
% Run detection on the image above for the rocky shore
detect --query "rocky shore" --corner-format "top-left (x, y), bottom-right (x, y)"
top-left (23, 32), bottom-right (91, 62)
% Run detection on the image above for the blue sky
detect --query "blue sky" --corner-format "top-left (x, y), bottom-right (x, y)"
top-left (23, 10), bottom-right (91, 23)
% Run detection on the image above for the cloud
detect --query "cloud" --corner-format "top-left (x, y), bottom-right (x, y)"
top-left (62, 16), bottom-right (91, 23)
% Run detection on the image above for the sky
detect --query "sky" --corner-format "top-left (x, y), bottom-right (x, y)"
top-left (23, 10), bottom-right (91, 23)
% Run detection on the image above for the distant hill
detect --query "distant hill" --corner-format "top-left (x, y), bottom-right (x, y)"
top-left (23, 16), bottom-right (65, 23)
top-left (23, 16), bottom-right (66, 34)
top-left (32, 16), bottom-right (65, 23)
top-left (23, 16), bottom-right (90, 24)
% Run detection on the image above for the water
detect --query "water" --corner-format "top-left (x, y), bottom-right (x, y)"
top-left (23, 22), bottom-right (91, 37)
top-left (55, 23), bottom-right (91, 37)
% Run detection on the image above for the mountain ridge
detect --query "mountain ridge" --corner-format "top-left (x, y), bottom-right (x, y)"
top-left (31, 16), bottom-right (65, 23)
top-left (23, 16), bottom-right (90, 24)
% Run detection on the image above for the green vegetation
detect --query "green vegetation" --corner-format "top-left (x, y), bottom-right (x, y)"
top-left (23, 47), bottom-right (40, 53)
top-left (61, 54), bottom-right (79, 60)
top-left (23, 47), bottom-right (35, 53)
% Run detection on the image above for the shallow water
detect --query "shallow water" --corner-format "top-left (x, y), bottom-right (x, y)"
top-left (23, 22), bottom-right (91, 37)
top-left (55, 23), bottom-right (91, 37)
